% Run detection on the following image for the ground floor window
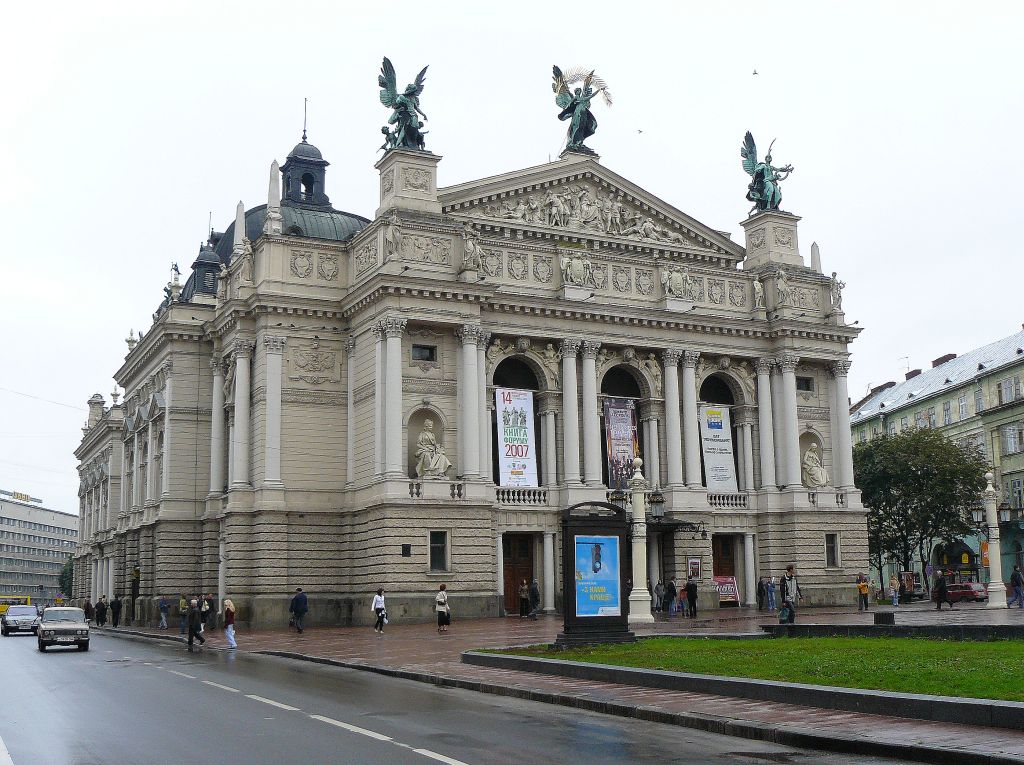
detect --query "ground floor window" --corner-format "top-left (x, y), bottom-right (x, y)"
top-left (429, 530), bottom-right (448, 572)
top-left (825, 533), bottom-right (840, 568)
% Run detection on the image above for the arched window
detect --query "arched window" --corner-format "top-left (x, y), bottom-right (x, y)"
top-left (600, 365), bottom-right (644, 488)
top-left (698, 373), bottom-right (739, 488)
top-left (492, 358), bottom-right (542, 485)
top-left (301, 173), bottom-right (316, 201)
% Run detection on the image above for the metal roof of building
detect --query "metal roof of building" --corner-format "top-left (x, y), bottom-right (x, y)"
top-left (211, 204), bottom-right (369, 265)
top-left (851, 328), bottom-right (1024, 423)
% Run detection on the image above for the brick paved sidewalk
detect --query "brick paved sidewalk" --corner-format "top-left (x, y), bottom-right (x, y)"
top-left (101, 605), bottom-right (1024, 763)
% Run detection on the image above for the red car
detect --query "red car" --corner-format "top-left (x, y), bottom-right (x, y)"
top-left (934, 582), bottom-right (988, 604)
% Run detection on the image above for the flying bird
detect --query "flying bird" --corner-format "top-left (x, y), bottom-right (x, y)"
top-left (752, 69), bottom-right (758, 75)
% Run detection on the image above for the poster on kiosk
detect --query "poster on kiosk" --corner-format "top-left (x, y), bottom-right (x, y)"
top-left (495, 387), bottom-right (538, 487)
top-left (698, 403), bottom-right (738, 492)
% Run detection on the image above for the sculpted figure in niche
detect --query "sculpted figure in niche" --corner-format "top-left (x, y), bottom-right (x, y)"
top-left (525, 195), bottom-right (544, 224)
top-left (753, 278), bottom-right (765, 308)
top-left (601, 192), bottom-right (622, 235)
top-left (384, 211), bottom-right (403, 262)
top-left (460, 223), bottom-right (482, 273)
top-left (415, 419), bottom-right (452, 478)
top-left (830, 271), bottom-right (845, 312)
top-left (641, 353), bottom-right (662, 394)
top-left (801, 443), bottom-right (829, 488)
top-left (239, 238), bottom-right (254, 283)
top-left (217, 264), bottom-right (228, 301)
top-left (775, 268), bottom-right (792, 307)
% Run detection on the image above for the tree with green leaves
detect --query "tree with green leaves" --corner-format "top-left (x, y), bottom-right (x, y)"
top-left (58, 557), bottom-right (74, 598)
top-left (853, 427), bottom-right (987, 587)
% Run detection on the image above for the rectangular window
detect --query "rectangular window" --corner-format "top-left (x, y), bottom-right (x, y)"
top-left (900, 416), bottom-right (908, 430)
top-left (975, 389), bottom-right (984, 414)
top-left (429, 530), bottom-right (448, 572)
top-left (927, 407), bottom-right (937, 428)
top-left (887, 421), bottom-right (896, 435)
top-left (958, 395), bottom-right (968, 420)
top-left (914, 411), bottom-right (926, 428)
top-left (943, 401), bottom-right (952, 426)
top-left (1013, 479), bottom-right (1024, 509)
top-left (796, 376), bottom-right (814, 393)
top-left (858, 430), bottom-right (867, 444)
top-left (1005, 426), bottom-right (1019, 455)
top-left (825, 533), bottom-right (840, 568)
top-left (411, 345), bottom-right (437, 362)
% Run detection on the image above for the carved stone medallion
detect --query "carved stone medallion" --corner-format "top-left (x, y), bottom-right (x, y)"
top-left (533, 256), bottom-right (553, 283)
top-left (318, 253), bottom-right (339, 281)
top-left (612, 266), bottom-right (631, 293)
top-left (508, 252), bottom-right (528, 280)
top-left (635, 269), bottom-right (654, 296)
top-left (291, 251), bottom-right (313, 279)
top-left (355, 242), bottom-right (378, 275)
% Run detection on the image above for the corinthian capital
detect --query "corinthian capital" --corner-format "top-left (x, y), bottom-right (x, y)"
top-left (382, 317), bottom-right (408, 338)
top-left (830, 360), bottom-right (852, 378)
top-left (682, 350), bottom-right (701, 369)
top-left (456, 324), bottom-right (483, 345)
top-left (560, 338), bottom-right (582, 357)
top-left (580, 340), bottom-right (602, 360)
top-left (264, 335), bottom-right (287, 354)
top-left (755, 357), bottom-right (776, 375)
top-left (232, 339), bottom-right (255, 358)
top-left (662, 348), bottom-right (682, 366)
top-left (778, 353), bottom-right (800, 372)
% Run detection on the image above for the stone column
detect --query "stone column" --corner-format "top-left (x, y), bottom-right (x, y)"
top-left (374, 323), bottom-right (386, 477)
top-left (542, 531), bottom-right (555, 612)
top-left (227, 417), bottom-right (235, 487)
top-left (681, 351), bottom-right (702, 488)
top-left (662, 350), bottom-right (684, 486)
top-left (160, 361), bottom-right (172, 498)
top-left (770, 363), bottom-right (786, 486)
top-left (263, 336), bottom-right (286, 487)
top-left (741, 420), bottom-right (755, 491)
top-left (457, 325), bottom-right (482, 478)
top-left (984, 472), bottom-right (1008, 608)
top-left (560, 339), bottom-right (582, 485)
top-left (496, 534), bottom-right (504, 603)
top-left (627, 459), bottom-right (654, 623)
top-left (743, 532), bottom-right (757, 606)
top-left (830, 361), bottom-right (855, 489)
top-left (145, 421), bottom-right (155, 501)
top-left (755, 358), bottom-right (777, 490)
top-left (644, 416), bottom-right (661, 488)
top-left (132, 431), bottom-right (141, 508)
top-left (779, 353), bottom-right (802, 487)
top-left (346, 337), bottom-right (356, 487)
top-left (230, 340), bottom-right (254, 489)
top-left (383, 317), bottom-right (407, 477)
top-left (580, 341), bottom-right (602, 486)
top-left (209, 357), bottom-right (226, 495)
top-left (647, 534), bottom-right (660, 601)
top-left (477, 332), bottom-right (491, 482)
top-left (542, 410), bottom-right (557, 487)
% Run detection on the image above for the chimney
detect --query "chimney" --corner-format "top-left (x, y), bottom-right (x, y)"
top-left (870, 381), bottom-right (896, 395)
top-left (905, 369), bottom-right (922, 380)
top-left (86, 393), bottom-right (105, 427)
top-left (931, 353), bottom-right (957, 368)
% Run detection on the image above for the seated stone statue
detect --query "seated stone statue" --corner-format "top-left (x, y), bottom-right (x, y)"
top-left (414, 419), bottom-right (452, 478)
top-left (801, 443), bottom-right (829, 487)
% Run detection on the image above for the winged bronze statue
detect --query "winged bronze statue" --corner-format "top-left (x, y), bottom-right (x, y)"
top-left (378, 57), bottom-right (429, 152)
top-left (740, 131), bottom-right (793, 214)
top-left (552, 65), bottom-right (612, 155)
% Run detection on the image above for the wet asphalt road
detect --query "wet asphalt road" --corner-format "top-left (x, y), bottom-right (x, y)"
top-left (0, 631), bottom-right (915, 765)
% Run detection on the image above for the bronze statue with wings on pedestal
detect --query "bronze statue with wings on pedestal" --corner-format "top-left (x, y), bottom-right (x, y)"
top-left (379, 57), bottom-right (429, 152)
top-left (552, 66), bottom-right (613, 155)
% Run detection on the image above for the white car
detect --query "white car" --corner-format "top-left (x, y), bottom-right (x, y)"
top-left (1, 605), bottom-right (39, 636)
top-left (37, 607), bottom-right (89, 652)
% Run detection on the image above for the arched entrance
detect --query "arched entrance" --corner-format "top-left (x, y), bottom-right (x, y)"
top-left (491, 357), bottom-right (545, 485)
top-left (600, 365), bottom-right (644, 488)
top-left (700, 373), bottom-right (742, 602)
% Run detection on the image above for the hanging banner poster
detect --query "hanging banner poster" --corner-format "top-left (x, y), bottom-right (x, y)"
top-left (603, 397), bottom-right (639, 489)
top-left (698, 403), bottom-right (738, 492)
top-left (574, 535), bottom-right (622, 617)
top-left (495, 387), bottom-right (538, 487)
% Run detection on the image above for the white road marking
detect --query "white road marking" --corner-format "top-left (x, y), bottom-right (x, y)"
top-left (202, 680), bottom-right (239, 693)
top-left (0, 731), bottom-right (14, 765)
top-left (413, 749), bottom-right (471, 765)
top-left (309, 715), bottom-right (393, 741)
top-left (245, 694), bottom-right (299, 711)
top-left (167, 670), bottom-right (196, 679)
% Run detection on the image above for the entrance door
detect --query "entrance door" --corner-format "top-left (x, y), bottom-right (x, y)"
top-left (503, 533), bottom-right (535, 613)
top-left (712, 534), bottom-right (735, 577)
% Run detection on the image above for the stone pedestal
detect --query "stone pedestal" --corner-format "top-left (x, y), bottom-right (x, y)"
top-left (375, 149), bottom-right (442, 218)
top-left (662, 297), bottom-right (695, 313)
top-left (741, 210), bottom-right (803, 270)
top-left (562, 285), bottom-right (593, 302)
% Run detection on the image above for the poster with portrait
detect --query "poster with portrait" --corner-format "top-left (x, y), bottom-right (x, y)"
top-left (495, 387), bottom-right (538, 487)
top-left (687, 557), bottom-right (702, 580)
top-left (698, 403), bottom-right (738, 492)
top-left (574, 535), bottom-right (622, 617)
top-left (603, 397), bottom-right (639, 489)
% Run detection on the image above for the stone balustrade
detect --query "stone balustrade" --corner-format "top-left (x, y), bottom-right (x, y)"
top-left (706, 492), bottom-right (749, 510)
top-left (495, 487), bottom-right (549, 506)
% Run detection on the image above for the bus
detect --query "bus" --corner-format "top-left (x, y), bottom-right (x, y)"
top-left (0, 597), bottom-right (32, 615)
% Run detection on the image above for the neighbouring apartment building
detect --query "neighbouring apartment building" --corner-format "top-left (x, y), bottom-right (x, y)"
top-left (0, 491), bottom-right (77, 601)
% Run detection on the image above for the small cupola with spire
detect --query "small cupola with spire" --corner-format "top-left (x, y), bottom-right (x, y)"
top-left (281, 130), bottom-right (331, 209)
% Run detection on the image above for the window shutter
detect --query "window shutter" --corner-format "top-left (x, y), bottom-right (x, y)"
top-left (1016, 376), bottom-right (1021, 400)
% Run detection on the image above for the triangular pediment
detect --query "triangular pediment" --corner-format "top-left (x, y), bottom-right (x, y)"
top-left (439, 155), bottom-right (745, 261)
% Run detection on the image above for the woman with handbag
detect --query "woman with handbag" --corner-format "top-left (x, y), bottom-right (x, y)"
top-left (372, 588), bottom-right (386, 634)
top-left (435, 584), bottom-right (450, 633)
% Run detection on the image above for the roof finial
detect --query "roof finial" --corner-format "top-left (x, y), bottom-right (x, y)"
top-left (302, 97), bottom-right (308, 142)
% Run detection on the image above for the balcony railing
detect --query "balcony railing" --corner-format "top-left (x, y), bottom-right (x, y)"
top-left (496, 487), bottom-right (549, 506)
top-left (707, 492), bottom-right (749, 509)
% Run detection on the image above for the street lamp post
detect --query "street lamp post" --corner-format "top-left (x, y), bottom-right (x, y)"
top-left (628, 457), bottom-right (655, 624)
top-left (984, 472), bottom-right (1008, 608)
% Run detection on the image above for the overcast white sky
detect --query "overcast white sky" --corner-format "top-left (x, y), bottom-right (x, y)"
top-left (2, 1), bottom-right (1020, 514)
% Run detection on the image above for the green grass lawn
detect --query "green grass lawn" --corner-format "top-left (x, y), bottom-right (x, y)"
top-left (501, 637), bottom-right (1024, 702)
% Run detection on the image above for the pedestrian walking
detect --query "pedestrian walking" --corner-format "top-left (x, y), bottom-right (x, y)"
top-left (204, 594), bottom-right (216, 631)
top-left (84, 599), bottom-right (94, 625)
top-left (664, 579), bottom-right (677, 617)
top-left (685, 576), bottom-right (698, 618)
top-left (765, 576), bottom-right (777, 611)
top-left (95, 596), bottom-right (108, 627)
top-left (289, 587), bottom-right (308, 633)
top-left (110, 595), bottom-right (122, 628)
top-left (223, 599), bottom-right (237, 649)
top-left (199, 595), bottom-right (210, 633)
top-left (518, 579), bottom-right (530, 618)
top-left (779, 565), bottom-right (801, 624)
top-left (371, 588), bottom-right (386, 634)
top-left (934, 571), bottom-right (954, 610)
top-left (1008, 565), bottom-right (1024, 609)
top-left (856, 574), bottom-right (870, 611)
top-left (178, 594), bottom-right (189, 634)
top-left (653, 580), bottom-right (664, 612)
top-left (528, 578), bottom-right (541, 620)
top-left (889, 575), bottom-right (901, 607)
top-left (756, 577), bottom-right (766, 611)
top-left (158, 596), bottom-right (169, 629)
top-left (435, 584), bottom-right (450, 633)
top-left (187, 598), bottom-right (206, 651)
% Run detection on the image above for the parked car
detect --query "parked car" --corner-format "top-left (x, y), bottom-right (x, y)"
top-left (36, 607), bottom-right (89, 652)
top-left (1, 605), bottom-right (39, 636)
top-left (934, 582), bottom-right (988, 604)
